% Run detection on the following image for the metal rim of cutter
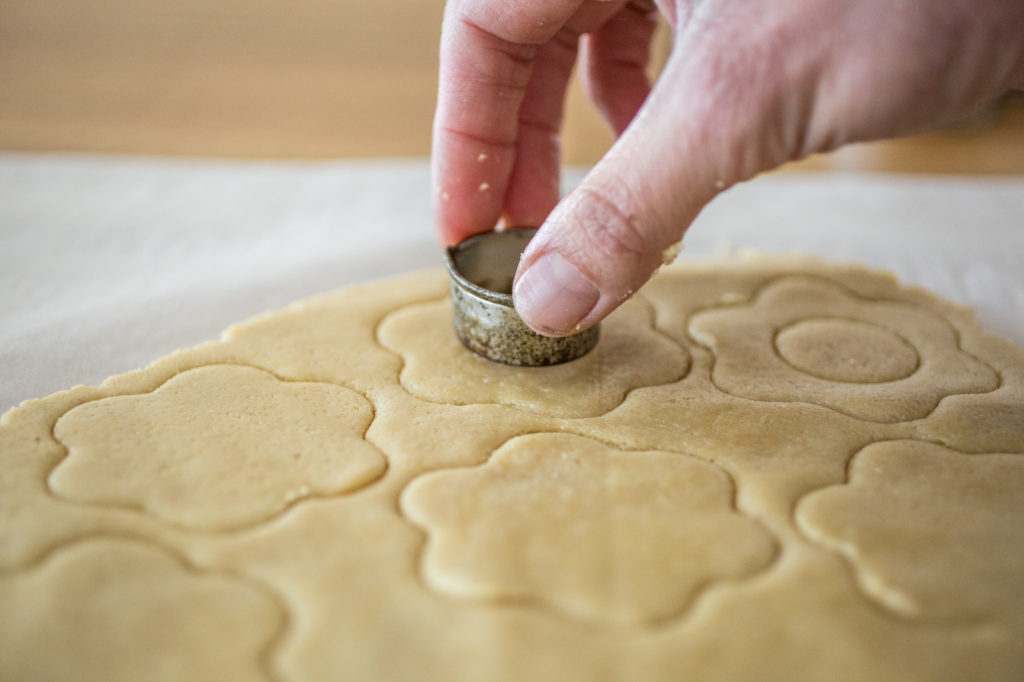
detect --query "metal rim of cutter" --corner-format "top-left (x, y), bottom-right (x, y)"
top-left (444, 228), bottom-right (600, 366)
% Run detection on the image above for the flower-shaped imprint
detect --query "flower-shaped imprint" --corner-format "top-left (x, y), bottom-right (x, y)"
top-left (52, 365), bottom-right (385, 530)
top-left (0, 539), bottom-right (282, 682)
top-left (378, 297), bottom-right (689, 418)
top-left (401, 433), bottom-right (776, 626)
top-left (689, 276), bottom-right (998, 422)
top-left (796, 441), bottom-right (1024, 621)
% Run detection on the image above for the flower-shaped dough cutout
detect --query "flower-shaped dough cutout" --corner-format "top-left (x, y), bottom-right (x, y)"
top-left (378, 297), bottom-right (689, 418)
top-left (52, 365), bottom-right (385, 530)
top-left (797, 441), bottom-right (1024, 620)
top-left (402, 434), bottom-right (776, 625)
top-left (689, 276), bottom-right (998, 422)
top-left (0, 539), bottom-right (282, 682)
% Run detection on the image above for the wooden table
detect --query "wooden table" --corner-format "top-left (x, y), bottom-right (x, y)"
top-left (2, 0), bottom-right (1022, 173)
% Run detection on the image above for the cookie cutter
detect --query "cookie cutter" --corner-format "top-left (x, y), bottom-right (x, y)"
top-left (444, 228), bottom-right (600, 366)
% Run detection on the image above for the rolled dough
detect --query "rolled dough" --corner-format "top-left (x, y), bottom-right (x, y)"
top-left (1, 255), bottom-right (1022, 681)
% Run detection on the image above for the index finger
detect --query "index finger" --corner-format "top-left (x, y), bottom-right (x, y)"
top-left (431, 0), bottom-right (587, 245)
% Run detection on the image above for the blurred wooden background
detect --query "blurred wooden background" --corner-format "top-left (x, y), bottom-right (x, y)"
top-left (1, 0), bottom-right (1022, 173)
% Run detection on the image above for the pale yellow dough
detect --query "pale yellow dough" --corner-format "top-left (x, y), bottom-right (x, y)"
top-left (1, 255), bottom-right (1022, 681)
top-left (402, 433), bottom-right (776, 625)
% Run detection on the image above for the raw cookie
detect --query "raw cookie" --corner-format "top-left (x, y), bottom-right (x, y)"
top-left (0, 538), bottom-right (282, 682)
top-left (797, 439), bottom-right (1024, 620)
top-left (378, 296), bottom-right (689, 418)
top-left (1, 255), bottom-right (1022, 681)
top-left (688, 276), bottom-right (998, 421)
top-left (50, 364), bottom-right (384, 530)
top-left (402, 432), bottom-right (776, 625)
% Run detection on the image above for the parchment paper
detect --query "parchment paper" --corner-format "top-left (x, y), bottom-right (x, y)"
top-left (2, 153), bottom-right (1022, 413)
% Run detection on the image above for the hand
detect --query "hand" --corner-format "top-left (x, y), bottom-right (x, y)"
top-left (431, 0), bottom-right (1024, 336)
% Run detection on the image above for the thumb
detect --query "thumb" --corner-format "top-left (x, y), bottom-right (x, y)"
top-left (511, 52), bottom-right (730, 337)
top-left (511, 15), bottom-right (810, 336)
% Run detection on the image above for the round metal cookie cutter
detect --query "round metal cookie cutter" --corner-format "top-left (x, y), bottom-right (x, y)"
top-left (444, 228), bottom-right (600, 366)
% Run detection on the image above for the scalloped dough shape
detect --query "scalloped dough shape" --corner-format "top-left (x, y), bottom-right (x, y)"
top-left (51, 365), bottom-right (385, 530)
top-left (377, 296), bottom-right (690, 418)
top-left (689, 276), bottom-right (998, 422)
top-left (797, 440), bottom-right (1024, 621)
top-left (0, 539), bottom-right (281, 682)
top-left (2, 256), bottom-right (1024, 681)
top-left (402, 433), bottom-right (776, 625)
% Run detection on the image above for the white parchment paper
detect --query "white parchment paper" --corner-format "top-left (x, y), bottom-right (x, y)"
top-left (1, 153), bottom-right (1022, 413)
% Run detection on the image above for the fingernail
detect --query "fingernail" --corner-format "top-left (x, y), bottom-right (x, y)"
top-left (513, 251), bottom-right (599, 336)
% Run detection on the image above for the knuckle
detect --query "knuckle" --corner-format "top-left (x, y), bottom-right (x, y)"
top-left (571, 186), bottom-right (650, 261)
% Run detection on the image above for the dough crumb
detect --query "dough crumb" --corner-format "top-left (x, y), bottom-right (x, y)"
top-left (661, 241), bottom-right (683, 266)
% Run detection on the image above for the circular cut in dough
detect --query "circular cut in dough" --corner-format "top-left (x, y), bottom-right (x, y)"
top-left (774, 317), bottom-right (919, 383)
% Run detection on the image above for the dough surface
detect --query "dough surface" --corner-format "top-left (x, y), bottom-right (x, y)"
top-left (1, 255), bottom-right (1022, 681)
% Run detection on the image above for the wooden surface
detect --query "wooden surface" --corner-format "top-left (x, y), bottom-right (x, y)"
top-left (1, 0), bottom-right (1022, 173)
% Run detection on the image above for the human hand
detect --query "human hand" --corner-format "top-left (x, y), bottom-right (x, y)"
top-left (431, 0), bottom-right (1024, 336)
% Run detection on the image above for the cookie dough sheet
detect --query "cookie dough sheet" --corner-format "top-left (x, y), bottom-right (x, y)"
top-left (1, 155), bottom-right (1023, 681)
